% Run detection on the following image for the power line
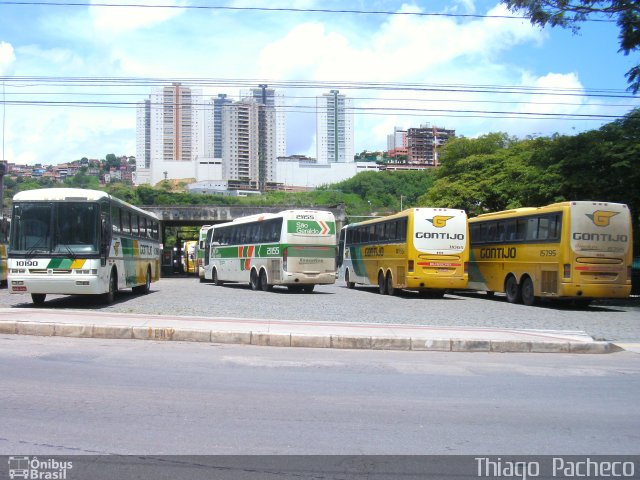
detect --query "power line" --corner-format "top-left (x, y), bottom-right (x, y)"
top-left (0, 1), bottom-right (619, 23)
top-left (0, 76), bottom-right (636, 98)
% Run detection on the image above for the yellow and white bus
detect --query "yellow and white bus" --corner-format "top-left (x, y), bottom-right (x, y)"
top-left (468, 201), bottom-right (633, 306)
top-left (338, 208), bottom-right (469, 297)
top-left (0, 215), bottom-right (9, 287)
top-left (8, 188), bottom-right (161, 304)
top-left (204, 209), bottom-right (337, 292)
top-left (182, 240), bottom-right (198, 275)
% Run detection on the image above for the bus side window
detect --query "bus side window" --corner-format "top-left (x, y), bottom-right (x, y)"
top-left (131, 215), bottom-right (139, 236)
top-left (496, 221), bottom-right (506, 242)
top-left (515, 219), bottom-right (527, 241)
top-left (469, 224), bottom-right (481, 245)
top-left (549, 214), bottom-right (561, 240)
top-left (398, 218), bottom-right (407, 243)
top-left (111, 206), bottom-right (121, 234)
top-left (538, 217), bottom-right (550, 241)
top-left (486, 222), bottom-right (498, 243)
top-left (122, 211), bottom-right (131, 235)
top-left (525, 217), bottom-right (539, 241)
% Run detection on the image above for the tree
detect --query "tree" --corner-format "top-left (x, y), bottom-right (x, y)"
top-left (503, 0), bottom-right (640, 93)
top-left (419, 135), bottom-right (562, 214)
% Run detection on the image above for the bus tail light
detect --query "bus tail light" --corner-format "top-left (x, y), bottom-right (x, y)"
top-left (283, 247), bottom-right (288, 271)
top-left (628, 266), bottom-right (632, 280)
top-left (408, 260), bottom-right (414, 273)
top-left (563, 264), bottom-right (571, 278)
top-left (464, 262), bottom-right (469, 274)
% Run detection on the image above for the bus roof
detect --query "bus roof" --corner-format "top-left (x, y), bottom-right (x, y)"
top-left (346, 207), bottom-right (465, 228)
top-left (12, 188), bottom-right (159, 220)
top-left (469, 201), bottom-right (629, 221)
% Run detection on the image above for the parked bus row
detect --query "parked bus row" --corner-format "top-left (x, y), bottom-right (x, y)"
top-left (336, 201), bottom-right (632, 306)
top-left (2, 188), bottom-right (634, 307)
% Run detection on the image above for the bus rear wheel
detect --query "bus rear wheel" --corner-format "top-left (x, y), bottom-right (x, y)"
top-left (260, 270), bottom-right (272, 292)
top-left (133, 267), bottom-right (151, 294)
top-left (385, 273), bottom-right (396, 296)
top-left (250, 269), bottom-right (260, 290)
top-left (521, 276), bottom-right (536, 306)
top-left (378, 272), bottom-right (387, 295)
top-left (505, 275), bottom-right (521, 304)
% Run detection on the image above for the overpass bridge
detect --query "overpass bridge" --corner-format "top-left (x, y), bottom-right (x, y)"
top-left (142, 204), bottom-right (348, 242)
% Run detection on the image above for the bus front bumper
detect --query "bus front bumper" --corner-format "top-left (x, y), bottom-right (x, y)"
top-left (8, 275), bottom-right (106, 296)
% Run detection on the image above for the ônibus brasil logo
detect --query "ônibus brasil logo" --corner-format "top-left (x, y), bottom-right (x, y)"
top-left (8, 456), bottom-right (73, 479)
top-left (586, 210), bottom-right (619, 227)
top-left (426, 215), bottom-right (454, 228)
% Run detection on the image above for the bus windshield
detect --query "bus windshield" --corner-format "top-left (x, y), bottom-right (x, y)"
top-left (10, 202), bottom-right (100, 255)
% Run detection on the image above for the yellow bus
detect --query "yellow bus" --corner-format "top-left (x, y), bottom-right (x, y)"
top-left (338, 208), bottom-right (469, 297)
top-left (182, 240), bottom-right (198, 275)
top-left (468, 201), bottom-right (633, 306)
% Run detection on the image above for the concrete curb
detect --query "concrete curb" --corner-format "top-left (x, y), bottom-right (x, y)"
top-left (0, 320), bottom-right (624, 354)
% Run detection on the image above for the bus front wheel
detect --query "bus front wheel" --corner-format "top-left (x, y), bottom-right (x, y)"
top-left (505, 275), bottom-right (521, 304)
top-left (213, 269), bottom-right (224, 286)
top-left (31, 293), bottom-right (46, 305)
top-left (345, 270), bottom-right (355, 289)
top-left (521, 276), bottom-right (536, 306)
top-left (103, 269), bottom-right (117, 304)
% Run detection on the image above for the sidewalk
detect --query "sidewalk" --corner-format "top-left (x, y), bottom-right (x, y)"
top-left (0, 308), bottom-right (625, 354)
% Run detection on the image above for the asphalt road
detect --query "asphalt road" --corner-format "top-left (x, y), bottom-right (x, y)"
top-left (1, 334), bottom-right (639, 455)
top-left (1, 276), bottom-right (639, 342)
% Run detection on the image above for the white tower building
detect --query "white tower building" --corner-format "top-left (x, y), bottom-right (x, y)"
top-left (222, 98), bottom-right (276, 190)
top-left (135, 83), bottom-right (212, 185)
top-left (240, 85), bottom-right (286, 158)
top-left (316, 90), bottom-right (354, 164)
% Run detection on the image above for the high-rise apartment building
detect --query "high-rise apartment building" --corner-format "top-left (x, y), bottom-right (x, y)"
top-left (406, 125), bottom-right (455, 166)
top-left (387, 126), bottom-right (407, 151)
top-left (316, 90), bottom-right (354, 164)
top-left (213, 93), bottom-right (232, 158)
top-left (135, 83), bottom-right (212, 185)
top-left (221, 98), bottom-right (276, 190)
top-left (240, 85), bottom-right (286, 158)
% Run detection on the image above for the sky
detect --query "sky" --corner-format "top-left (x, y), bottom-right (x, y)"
top-left (0, 0), bottom-right (639, 166)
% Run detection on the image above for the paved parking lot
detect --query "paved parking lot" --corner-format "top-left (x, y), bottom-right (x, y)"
top-left (1, 276), bottom-right (639, 342)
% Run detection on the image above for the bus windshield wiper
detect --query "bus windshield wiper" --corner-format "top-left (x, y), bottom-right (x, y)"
top-left (25, 239), bottom-right (48, 258)
top-left (57, 242), bottom-right (77, 259)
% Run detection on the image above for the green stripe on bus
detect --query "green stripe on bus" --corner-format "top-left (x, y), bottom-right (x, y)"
top-left (287, 220), bottom-right (336, 235)
top-left (47, 258), bottom-right (73, 269)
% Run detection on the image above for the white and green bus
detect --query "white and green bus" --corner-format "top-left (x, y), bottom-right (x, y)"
top-left (8, 188), bottom-right (161, 304)
top-left (196, 224), bottom-right (213, 281)
top-left (0, 215), bottom-right (9, 287)
top-left (204, 209), bottom-right (337, 292)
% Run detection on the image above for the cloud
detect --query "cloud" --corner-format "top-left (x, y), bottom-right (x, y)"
top-left (256, 3), bottom-right (552, 153)
top-left (0, 41), bottom-right (16, 74)
top-left (89, 0), bottom-right (186, 33)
